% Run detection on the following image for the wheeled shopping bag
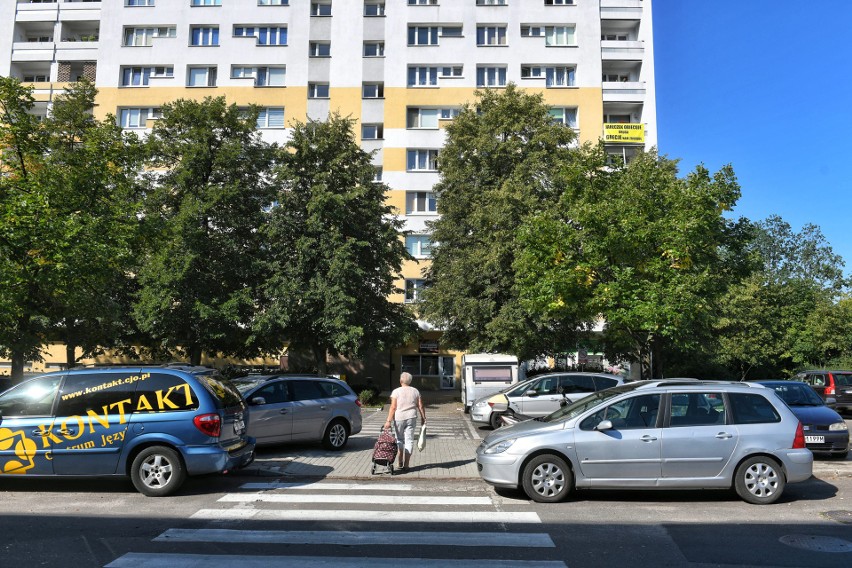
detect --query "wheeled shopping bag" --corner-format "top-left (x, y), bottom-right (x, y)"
top-left (371, 427), bottom-right (397, 475)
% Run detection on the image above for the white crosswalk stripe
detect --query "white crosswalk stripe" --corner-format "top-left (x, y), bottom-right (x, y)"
top-left (105, 479), bottom-right (566, 567)
top-left (359, 408), bottom-right (480, 440)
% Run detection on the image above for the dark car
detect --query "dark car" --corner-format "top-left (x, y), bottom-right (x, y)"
top-left (757, 380), bottom-right (849, 459)
top-left (231, 374), bottom-right (362, 450)
top-left (0, 365), bottom-right (255, 496)
top-left (792, 370), bottom-right (852, 414)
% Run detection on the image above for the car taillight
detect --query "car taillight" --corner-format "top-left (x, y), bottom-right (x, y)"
top-left (193, 413), bottom-right (221, 437)
top-left (355, 399), bottom-right (362, 407)
top-left (792, 421), bottom-right (806, 449)
top-left (825, 384), bottom-right (835, 396)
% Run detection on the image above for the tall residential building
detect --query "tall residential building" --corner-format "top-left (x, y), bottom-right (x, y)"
top-left (1, 0), bottom-right (656, 389)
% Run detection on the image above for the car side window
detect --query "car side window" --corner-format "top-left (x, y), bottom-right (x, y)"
top-left (291, 380), bottom-right (323, 402)
top-left (532, 377), bottom-right (557, 395)
top-left (316, 381), bottom-right (348, 398)
top-left (563, 376), bottom-right (596, 393)
top-left (0, 375), bottom-right (62, 417)
top-left (56, 372), bottom-right (141, 417)
top-left (593, 377), bottom-right (618, 390)
top-left (579, 394), bottom-right (661, 430)
top-left (133, 373), bottom-right (199, 413)
top-left (668, 392), bottom-right (725, 427)
top-left (809, 374), bottom-right (825, 387)
top-left (728, 393), bottom-right (781, 424)
top-left (255, 382), bottom-right (290, 404)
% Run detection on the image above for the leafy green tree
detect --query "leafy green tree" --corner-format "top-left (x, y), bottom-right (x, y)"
top-left (421, 84), bottom-right (579, 358)
top-left (135, 97), bottom-right (277, 365)
top-left (517, 147), bottom-right (752, 379)
top-left (255, 113), bottom-right (416, 374)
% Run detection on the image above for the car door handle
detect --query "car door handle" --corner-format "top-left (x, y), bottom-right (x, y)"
top-left (641, 435), bottom-right (658, 442)
top-left (279, 409), bottom-right (288, 414)
top-left (715, 432), bottom-right (733, 439)
top-left (56, 428), bottom-right (76, 436)
top-left (32, 429), bottom-right (51, 437)
top-left (320, 405), bottom-right (327, 410)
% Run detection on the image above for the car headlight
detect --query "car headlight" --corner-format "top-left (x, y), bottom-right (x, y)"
top-left (483, 438), bottom-right (516, 454)
top-left (829, 422), bottom-right (848, 431)
top-left (473, 400), bottom-right (489, 408)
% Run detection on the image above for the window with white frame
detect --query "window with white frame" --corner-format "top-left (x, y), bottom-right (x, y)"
top-left (125, 0), bottom-right (154, 5)
top-left (604, 114), bottom-right (632, 123)
top-left (361, 123), bottom-right (383, 140)
top-left (258, 0), bottom-right (288, 4)
top-left (363, 41), bottom-right (384, 56)
top-left (477, 0), bottom-right (507, 4)
top-left (406, 235), bottom-right (432, 258)
top-left (311, 2), bottom-right (331, 16)
top-left (233, 26), bottom-right (287, 45)
top-left (308, 83), bottom-right (329, 98)
top-left (440, 107), bottom-right (461, 120)
top-left (364, 1), bottom-right (385, 16)
top-left (123, 27), bottom-right (175, 47)
top-left (362, 82), bottom-right (384, 98)
top-left (23, 74), bottom-right (50, 82)
top-left (476, 26), bottom-right (507, 46)
top-left (476, 66), bottom-right (506, 87)
top-left (408, 0), bottom-right (438, 4)
top-left (373, 168), bottom-right (383, 182)
top-left (602, 32), bottom-right (628, 41)
top-left (191, 26), bottom-right (219, 46)
top-left (309, 42), bottom-right (330, 56)
top-left (120, 66), bottom-right (172, 86)
top-left (408, 26), bottom-right (438, 45)
top-left (191, 0), bottom-right (221, 6)
top-left (256, 107), bottom-right (285, 128)
top-left (407, 150), bottom-right (439, 172)
top-left (406, 191), bottom-right (437, 214)
top-left (521, 25), bottom-right (545, 37)
top-left (603, 73), bottom-right (630, 82)
top-left (545, 66), bottom-right (575, 87)
top-left (407, 107), bottom-right (439, 129)
top-left (545, 0), bottom-right (574, 5)
top-left (521, 65), bottom-right (544, 78)
top-left (407, 66), bottom-right (461, 87)
top-left (118, 107), bottom-right (160, 129)
top-left (546, 26), bottom-right (575, 46)
top-left (549, 107), bottom-right (578, 128)
top-left (232, 66), bottom-right (286, 86)
top-left (440, 26), bottom-right (463, 37)
top-left (404, 279), bottom-right (427, 303)
top-left (188, 66), bottom-right (217, 87)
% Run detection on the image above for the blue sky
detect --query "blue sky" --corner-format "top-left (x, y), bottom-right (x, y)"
top-left (652, 1), bottom-right (852, 274)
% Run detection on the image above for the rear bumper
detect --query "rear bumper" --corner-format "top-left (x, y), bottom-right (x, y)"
top-left (779, 449), bottom-right (814, 483)
top-left (183, 438), bottom-right (256, 476)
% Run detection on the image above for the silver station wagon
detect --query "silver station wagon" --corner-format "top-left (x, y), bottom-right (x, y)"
top-left (476, 380), bottom-right (813, 504)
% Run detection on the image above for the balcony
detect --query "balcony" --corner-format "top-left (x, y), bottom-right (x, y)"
top-left (601, 40), bottom-right (644, 61)
top-left (11, 41), bottom-right (55, 63)
top-left (600, 0), bottom-right (643, 20)
top-left (602, 81), bottom-right (646, 103)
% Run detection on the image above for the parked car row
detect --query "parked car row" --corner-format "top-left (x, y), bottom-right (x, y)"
top-left (0, 366), bottom-right (361, 496)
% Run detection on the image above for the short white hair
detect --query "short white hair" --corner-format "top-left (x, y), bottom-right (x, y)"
top-left (400, 372), bottom-right (413, 385)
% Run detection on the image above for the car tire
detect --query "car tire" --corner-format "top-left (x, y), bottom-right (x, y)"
top-left (734, 456), bottom-right (785, 504)
top-left (521, 454), bottom-right (572, 503)
top-left (489, 411), bottom-right (503, 430)
top-left (130, 446), bottom-right (186, 497)
top-left (323, 419), bottom-right (349, 450)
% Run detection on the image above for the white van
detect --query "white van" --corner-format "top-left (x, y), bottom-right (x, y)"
top-left (461, 354), bottom-right (521, 413)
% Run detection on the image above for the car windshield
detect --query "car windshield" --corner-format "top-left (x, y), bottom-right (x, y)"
top-left (502, 377), bottom-right (539, 397)
top-left (539, 383), bottom-right (643, 423)
top-left (768, 383), bottom-right (824, 406)
top-left (834, 373), bottom-right (851, 386)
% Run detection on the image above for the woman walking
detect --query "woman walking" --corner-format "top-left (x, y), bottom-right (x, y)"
top-left (384, 372), bottom-right (426, 471)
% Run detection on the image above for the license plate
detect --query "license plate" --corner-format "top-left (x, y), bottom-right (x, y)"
top-left (234, 419), bottom-right (246, 435)
top-left (805, 435), bottom-right (824, 444)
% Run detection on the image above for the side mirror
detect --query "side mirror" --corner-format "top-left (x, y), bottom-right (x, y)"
top-left (825, 397), bottom-right (837, 408)
top-left (595, 420), bottom-right (613, 432)
top-left (250, 396), bottom-right (267, 406)
top-left (525, 390), bottom-right (538, 397)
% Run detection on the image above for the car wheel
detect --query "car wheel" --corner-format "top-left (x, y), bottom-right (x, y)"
top-left (489, 411), bottom-right (503, 430)
top-left (734, 456), bottom-right (785, 504)
top-left (130, 446), bottom-right (186, 497)
top-left (521, 454), bottom-right (572, 503)
top-left (323, 419), bottom-right (349, 450)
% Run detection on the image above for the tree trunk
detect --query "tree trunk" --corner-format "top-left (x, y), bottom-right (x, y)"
top-left (65, 318), bottom-right (78, 369)
top-left (11, 351), bottom-right (25, 382)
top-left (649, 334), bottom-right (663, 380)
top-left (313, 344), bottom-right (328, 376)
top-left (188, 344), bottom-right (203, 366)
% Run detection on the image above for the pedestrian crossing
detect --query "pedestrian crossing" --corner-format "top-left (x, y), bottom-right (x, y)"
top-left (359, 407), bottom-right (482, 440)
top-left (104, 479), bottom-right (567, 567)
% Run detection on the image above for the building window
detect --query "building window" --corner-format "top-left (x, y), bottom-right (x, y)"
top-left (406, 235), bottom-right (432, 258)
top-left (363, 42), bottom-right (385, 57)
top-left (407, 66), bottom-right (461, 87)
top-left (546, 66), bottom-right (575, 87)
top-left (232, 66), bottom-right (286, 86)
top-left (23, 75), bottom-right (50, 82)
top-left (234, 26), bottom-right (288, 45)
top-left (408, 26), bottom-right (439, 46)
top-left (407, 107), bottom-right (439, 129)
top-left (123, 27), bottom-right (176, 47)
top-left (521, 25), bottom-right (544, 37)
top-left (188, 66), bottom-right (217, 87)
top-left (602, 33), bottom-right (629, 41)
top-left (404, 279), bottom-right (427, 303)
top-left (401, 355), bottom-right (454, 378)
top-left (546, 26), bottom-right (575, 46)
top-left (476, 66), bottom-right (506, 87)
top-left (364, 1), bottom-right (385, 16)
top-left (191, 0), bottom-right (221, 6)
top-left (544, 0), bottom-right (574, 5)
top-left (125, 0), bottom-right (155, 6)
top-left (604, 114), bottom-right (632, 123)
top-left (407, 150), bottom-right (439, 172)
top-left (191, 26), bottom-right (219, 46)
top-left (477, 0), bottom-right (507, 4)
top-left (119, 107), bottom-right (160, 129)
top-left (549, 107), bottom-right (578, 128)
top-left (258, 0), bottom-right (288, 5)
top-left (311, 2), bottom-right (332, 16)
top-left (603, 73), bottom-right (630, 82)
top-left (120, 66), bottom-right (173, 86)
top-left (309, 42), bottom-right (330, 57)
top-left (308, 83), bottom-right (329, 98)
top-left (406, 192), bottom-right (437, 214)
top-left (476, 26), bottom-right (507, 46)
top-left (256, 107), bottom-right (285, 128)
top-left (408, 0), bottom-right (438, 4)
top-left (373, 168), bottom-right (383, 182)
top-left (362, 82), bottom-right (384, 98)
top-left (361, 124), bottom-right (384, 140)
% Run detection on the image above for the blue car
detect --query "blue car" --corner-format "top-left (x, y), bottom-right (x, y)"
top-left (757, 380), bottom-right (849, 459)
top-left (0, 365), bottom-right (255, 496)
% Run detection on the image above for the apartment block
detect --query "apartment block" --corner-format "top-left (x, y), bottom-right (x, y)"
top-left (1, 0), bottom-right (656, 388)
